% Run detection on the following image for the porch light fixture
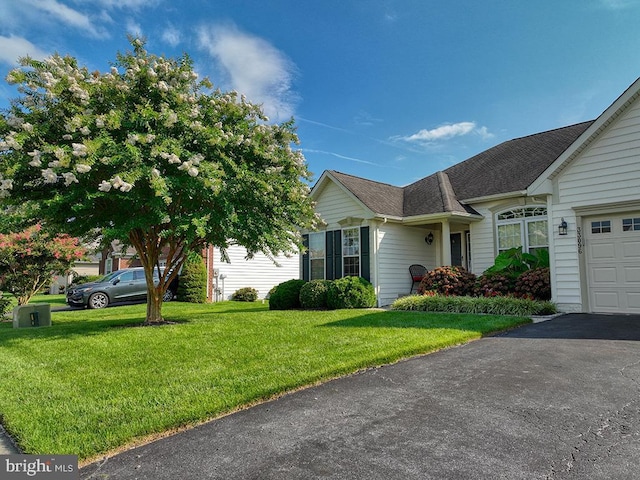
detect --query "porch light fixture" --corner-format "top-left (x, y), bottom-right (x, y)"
top-left (559, 218), bottom-right (568, 236)
top-left (425, 232), bottom-right (434, 245)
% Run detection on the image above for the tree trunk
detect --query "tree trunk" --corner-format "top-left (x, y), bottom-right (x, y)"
top-left (146, 283), bottom-right (164, 324)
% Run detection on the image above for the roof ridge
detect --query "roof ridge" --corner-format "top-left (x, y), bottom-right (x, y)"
top-left (329, 170), bottom-right (401, 189)
top-left (436, 171), bottom-right (456, 212)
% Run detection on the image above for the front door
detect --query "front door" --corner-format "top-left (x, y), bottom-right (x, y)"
top-left (450, 233), bottom-right (462, 267)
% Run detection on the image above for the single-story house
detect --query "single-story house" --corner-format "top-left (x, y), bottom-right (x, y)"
top-left (101, 242), bottom-right (298, 301)
top-left (301, 77), bottom-right (640, 313)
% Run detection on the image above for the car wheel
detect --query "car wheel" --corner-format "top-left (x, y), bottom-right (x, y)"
top-left (163, 289), bottom-right (175, 302)
top-left (88, 292), bottom-right (109, 309)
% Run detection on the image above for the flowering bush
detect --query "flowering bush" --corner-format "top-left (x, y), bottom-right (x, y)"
top-left (473, 273), bottom-right (516, 298)
top-left (0, 224), bottom-right (86, 305)
top-left (515, 267), bottom-right (551, 300)
top-left (418, 266), bottom-right (476, 296)
top-left (0, 37), bottom-right (317, 323)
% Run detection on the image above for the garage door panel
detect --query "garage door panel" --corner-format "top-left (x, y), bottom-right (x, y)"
top-left (628, 293), bottom-right (640, 309)
top-left (592, 291), bottom-right (620, 310)
top-left (625, 266), bottom-right (640, 283)
top-left (590, 266), bottom-right (618, 284)
top-left (588, 243), bottom-right (616, 260)
top-left (622, 241), bottom-right (640, 258)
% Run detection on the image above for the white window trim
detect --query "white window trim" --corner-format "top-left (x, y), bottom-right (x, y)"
top-left (342, 227), bottom-right (360, 277)
top-left (309, 232), bottom-right (326, 280)
top-left (495, 206), bottom-right (548, 254)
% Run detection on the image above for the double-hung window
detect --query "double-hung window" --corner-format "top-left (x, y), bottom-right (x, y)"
top-left (342, 227), bottom-right (360, 277)
top-left (496, 207), bottom-right (548, 254)
top-left (309, 232), bottom-right (325, 280)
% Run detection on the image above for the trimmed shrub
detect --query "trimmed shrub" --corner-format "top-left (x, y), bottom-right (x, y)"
top-left (515, 267), bottom-right (551, 300)
top-left (176, 251), bottom-right (207, 303)
top-left (0, 292), bottom-right (11, 319)
top-left (231, 287), bottom-right (258, 302)
top-left (418, 266), bottom-right (476, 296)
top-left (327, 276), bottom-right (376, 309)
top-left (268, 279), bottom-right (306, 310)
top-left (391, 293), bottom-right (557, 316)
top-left (474, 273), bottom-right (516, 298)
top-left (299, 280), bottom-right (332, 309)
top-left (72, 274), bottom-right (103, 285)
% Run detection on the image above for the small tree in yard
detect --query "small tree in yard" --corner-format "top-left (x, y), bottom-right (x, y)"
top-left (0, 38), bottom-right (318, 324)
top-left (176, 251), bottom-right (207, 303)
top-left (0, 224), bottom-right (86, 305)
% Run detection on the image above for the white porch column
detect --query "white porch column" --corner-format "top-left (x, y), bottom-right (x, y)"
top-left (441, 219), bottom-right (451, 266)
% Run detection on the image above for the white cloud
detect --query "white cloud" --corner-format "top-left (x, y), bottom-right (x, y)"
top-left (0, 35), bottom-right (49, 66)
top-left (24, 0), bottom-right (104, 37)
top-left (162, 24), bottom-right (181, 47)
top-left (302, 149), bottom-right (380, 166)
top-left (395, 121), bottom-right (493, 144)
top-left (197, 24), bottom-right (298, 122)
top-left (126, 18), bottom-right (143, 37)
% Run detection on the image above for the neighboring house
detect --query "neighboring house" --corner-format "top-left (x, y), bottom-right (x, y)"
top-left (100, 242), bottom-right (297, 301)
top-left (302, 78), bottom-right (640, 313)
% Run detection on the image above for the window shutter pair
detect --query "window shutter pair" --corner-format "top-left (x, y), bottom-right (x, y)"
top-left (301, 226), bottom-right (370, 282)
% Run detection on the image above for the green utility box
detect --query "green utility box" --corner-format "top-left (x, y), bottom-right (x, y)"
top-left (13, 304), bottom-right (52, 328)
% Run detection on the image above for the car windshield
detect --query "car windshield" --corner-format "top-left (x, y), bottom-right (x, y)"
top-left (98, 271), bottom-right (123, 283)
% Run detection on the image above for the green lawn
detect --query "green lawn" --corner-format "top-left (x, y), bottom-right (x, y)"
top-left (0, 301), bottom-right (530, 461)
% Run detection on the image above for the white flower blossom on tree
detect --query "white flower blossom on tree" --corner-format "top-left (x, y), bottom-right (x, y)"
top-left (0, 37), bottom-right (316, 324)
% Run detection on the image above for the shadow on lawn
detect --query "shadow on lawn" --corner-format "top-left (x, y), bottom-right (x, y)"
top-left (321, 310), bottom-right (530, 334)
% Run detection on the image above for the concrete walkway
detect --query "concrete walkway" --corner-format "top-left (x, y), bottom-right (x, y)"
top-left (77, 313), bottom-right (640, 480)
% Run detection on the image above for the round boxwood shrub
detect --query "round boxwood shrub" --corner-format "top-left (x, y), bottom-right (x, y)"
top-left (177, 251), bottom-right (207, 303)
top-left (327, 276), bottom-right (376, 309)
top-left (515, 267), bottom-right (551, 300)
top-left (231, 287), bottom-right (258, 302)
top-left (299, 279), bottom-right (332, 309)
top-left (268, 279), bottom-right (306, 310)
top-left (418, 266), bottom-right (476, 296)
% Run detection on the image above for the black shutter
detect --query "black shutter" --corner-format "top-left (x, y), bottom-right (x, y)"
top-left (324, 230), bottom-right (343, 280)
top-left (301, 234), bottom-right (310, 281)
top-left (333, 230), bottom-right (342, 279)
top-left (360, 226), bottom-right (370, 281)
top-left (325, 231), bottom-right (334, 280)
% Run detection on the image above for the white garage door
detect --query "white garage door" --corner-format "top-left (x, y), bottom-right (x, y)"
top-left (586, 213), bottom-right (640, 313)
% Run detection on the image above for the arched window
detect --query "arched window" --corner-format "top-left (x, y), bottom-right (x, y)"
top-left (496, 206), bottom-right (548, 254)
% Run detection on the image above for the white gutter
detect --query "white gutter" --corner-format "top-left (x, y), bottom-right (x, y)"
top-left (459, 190), bottom-right (528, 205)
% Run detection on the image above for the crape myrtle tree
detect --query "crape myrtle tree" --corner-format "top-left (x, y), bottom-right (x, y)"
top-left (0, 38), bottom-right (319, 324)
top-left (0, 224), bottom-right (86, 305)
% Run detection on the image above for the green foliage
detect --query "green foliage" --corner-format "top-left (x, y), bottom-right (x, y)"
top-left (0, 224), bottom-right (86, 305)
top-left (0, 37), bottom-right (317, 322)
top-left (268, 279), bottom-right (306, 310)
top-left (71, 273), bottom-right (103, 285)
top-left (299, 279), bottom-right (332, 309)
top-left (418, 266), bottom-right (476, 296)
top-left (0, 292), bottom-right (12, 318)
top-left (484, 247), bottom-right (550, 278)
top-left (231, 287), bottom-right (258, 302)
top-left (474, 273), bottom-right (516, 297)
top-left (176, 252), bottom-right (207, 303)
top-left (515, 267), bottom-right (551, 300)
top-left (392, 294), bottom-right (557, 316)
top-left (327, 276), bottom-right (376, 309)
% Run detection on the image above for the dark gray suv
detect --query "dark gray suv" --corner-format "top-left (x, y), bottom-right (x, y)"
top-left (66, 267), bottom-right (177, 309)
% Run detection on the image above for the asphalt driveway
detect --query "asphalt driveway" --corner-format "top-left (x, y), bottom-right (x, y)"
top-left (80, 313), bottom-right (640, 480)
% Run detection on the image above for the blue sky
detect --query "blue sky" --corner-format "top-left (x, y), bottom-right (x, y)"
top-left (1, 1), bottom-right (640, 186)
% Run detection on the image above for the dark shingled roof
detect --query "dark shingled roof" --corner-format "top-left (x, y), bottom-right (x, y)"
top-left (325, 120), bottom-right (595, 217)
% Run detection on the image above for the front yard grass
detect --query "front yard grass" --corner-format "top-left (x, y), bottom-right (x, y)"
top-left (0, 301), bottom-right (530, 461)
